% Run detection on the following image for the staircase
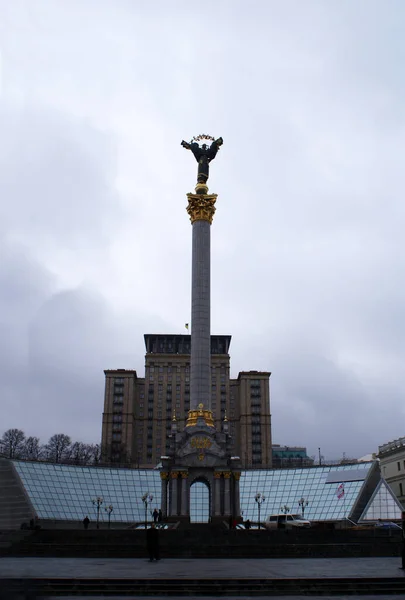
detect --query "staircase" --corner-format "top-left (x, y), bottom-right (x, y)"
top-left (2, 575), bottom-right (405, 597)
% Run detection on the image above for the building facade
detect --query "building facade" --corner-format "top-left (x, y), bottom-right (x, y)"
top-left (378, 436), bottom-right (405, 508)
top-left (272, 445), bottom-right (314, 468)
top-left (101, 334), bottom-right (271, 469)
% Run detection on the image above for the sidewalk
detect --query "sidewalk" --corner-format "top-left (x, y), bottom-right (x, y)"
top-left (0, 556), bottom-right (404, 579)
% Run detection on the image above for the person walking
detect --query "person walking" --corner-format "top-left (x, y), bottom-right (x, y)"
top-left (146, 523), bottom-right (160, 561)
top-left (158, 509), bottom-right (163, 524)
top-left (152, 508), bottom-right (159, 524)
top-left (245, 519), bottom-right (251, 530)
top-left (83, 516), bottom-right (90, 530)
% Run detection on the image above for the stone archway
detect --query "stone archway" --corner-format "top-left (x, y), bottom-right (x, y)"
top-left (189, 479), bottom-right (210, 523)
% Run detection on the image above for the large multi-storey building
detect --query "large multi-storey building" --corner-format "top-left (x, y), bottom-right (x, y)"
top-left (101, 334), bottom-right (271, 469)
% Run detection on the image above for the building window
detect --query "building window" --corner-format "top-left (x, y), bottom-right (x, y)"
top-left (114, 377), bottom-right (124, 384)
top-left (400, 483), bottom-right (404, 496)
top-left (113, 415), bottom-right (122, 423)
top-left (398, 462), bottom-right (401, 471)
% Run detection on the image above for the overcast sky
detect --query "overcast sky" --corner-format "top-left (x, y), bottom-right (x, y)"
top-left (0, 0), bottom-right (404, 461)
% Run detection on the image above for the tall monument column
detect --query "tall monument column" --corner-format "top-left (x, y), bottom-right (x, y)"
top-left (163, 134), bottom-right (241, 524)
top-left (187, 186), bottom-right (217, 419)
top-left (181, 134), bottom-right (223, 426)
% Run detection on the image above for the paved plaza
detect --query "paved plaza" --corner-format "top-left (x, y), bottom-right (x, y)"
top-left (0, 556), bottom-right (404, 579)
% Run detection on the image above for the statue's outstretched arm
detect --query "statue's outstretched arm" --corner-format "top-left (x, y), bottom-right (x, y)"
top-left (207, 137), bottom-right (223, 159)
top-left (181, 140), bottom-right (191, 150)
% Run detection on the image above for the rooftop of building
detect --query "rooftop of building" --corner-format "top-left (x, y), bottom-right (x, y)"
top-left (378, 436), bottom-right (405, 455)
top-left (144, 334), bottom-right (232, 355)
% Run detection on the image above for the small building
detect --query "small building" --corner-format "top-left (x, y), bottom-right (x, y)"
top-left (378, 436), bottom-right (405, 507)
top-left (272, 444), bottom-right (314, 468)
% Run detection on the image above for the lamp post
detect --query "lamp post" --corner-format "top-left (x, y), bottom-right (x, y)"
top-left (254, 492), bottom-right (266, 530)
top-left (92, 496), bottom-right (103, 529)
top-left (280, 504), bottom-right (290, 515)
top-left (105, 504), bottom-right (113, 529)
top-left (298, 497), bottom-right (308, 518)
top-left (141, 493), bottom-right (153, 529)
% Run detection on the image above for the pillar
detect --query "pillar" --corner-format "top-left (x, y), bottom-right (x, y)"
top-left (214, 472), bottom-right (222, 516)
top-left (186, 190), bottom-right (217, 415)
top-left (224, 471), bottom-right (231, 516)
top-left (180, 471), bottom-right (188, 516)
top-left (160, 472), bottom-right (168, 517)
top-left (233, 472), bottom-right (241, 518)
top-left (170, 472), bottom-right (178, 516)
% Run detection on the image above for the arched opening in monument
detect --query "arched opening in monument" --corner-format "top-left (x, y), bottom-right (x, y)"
top-left (189, 480), bottom-right (210, 523)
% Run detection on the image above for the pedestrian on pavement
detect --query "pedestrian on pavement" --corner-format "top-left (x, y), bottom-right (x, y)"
top-left (245, 519), bottom-right (251, 530)
top-left (158, 509), bottom-right (163, 523)
top-left (153, 508), bottom-right (159, 523)
top-left (147, 523), bottom-right (160, 561)
top-left (83, 516), bottom-right (90, 530)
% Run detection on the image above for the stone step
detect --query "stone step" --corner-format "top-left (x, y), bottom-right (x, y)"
top-left (6, 541), bottom-right (401, 559)
top-left (2, 576), bottom-right (405, 597)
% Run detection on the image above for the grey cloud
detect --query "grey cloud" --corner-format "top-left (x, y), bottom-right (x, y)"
top-left (0, 0), bottom-right (404, 460)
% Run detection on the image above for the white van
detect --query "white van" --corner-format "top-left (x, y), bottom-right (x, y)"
top-left (265, 513), bottom-right (311, 530)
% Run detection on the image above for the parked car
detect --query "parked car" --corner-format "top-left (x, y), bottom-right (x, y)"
top-left (265, 513), bottom-right (311, 530)
top-left (374, 520), bottom-right (402, 529)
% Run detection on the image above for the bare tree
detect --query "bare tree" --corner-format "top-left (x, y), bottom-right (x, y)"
top-left (22, 436), bottom-right (43, 460)
top-left (45, 434), bottom-right (71, 463)
top-left (0, 429), bottom-right (26, 458)
top-left (70, 442), bottom-right (95, 465)
top-left (91, 444), bottom-right (101, 464)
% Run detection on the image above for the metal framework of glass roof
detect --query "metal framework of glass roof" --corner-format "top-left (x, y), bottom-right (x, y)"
top-left (10, 459), bottom-right (402, 525)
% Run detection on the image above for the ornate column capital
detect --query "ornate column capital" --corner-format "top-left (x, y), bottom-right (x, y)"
top-left (223, 471), bottom-right (231, 479)
top-left (186, 193), bottom-right (217, 224)
top-left (160, 472), bottom-right (169, 480)
top-left (171, 471), bottom-right (179, 479)
top-left (180, 471), bottom-right (188, 479)
top-left (233, 472), bottom-right (241, 481)
top-left (214, 471), bottom-right (222, 479)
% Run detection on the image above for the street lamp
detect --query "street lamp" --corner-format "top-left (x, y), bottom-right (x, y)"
top-left (141, 492), bottom-right (153, 529)
top-left (280, 504), bottom-right (290, 515)
top-left (105, 504), bottom-right (113, 529)
top-left (92, 496), bottom-right (103, 529)
top-left (254, 492), bottom-right (266, 530)
top-left (298, 497), bottom-right (308, 518)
